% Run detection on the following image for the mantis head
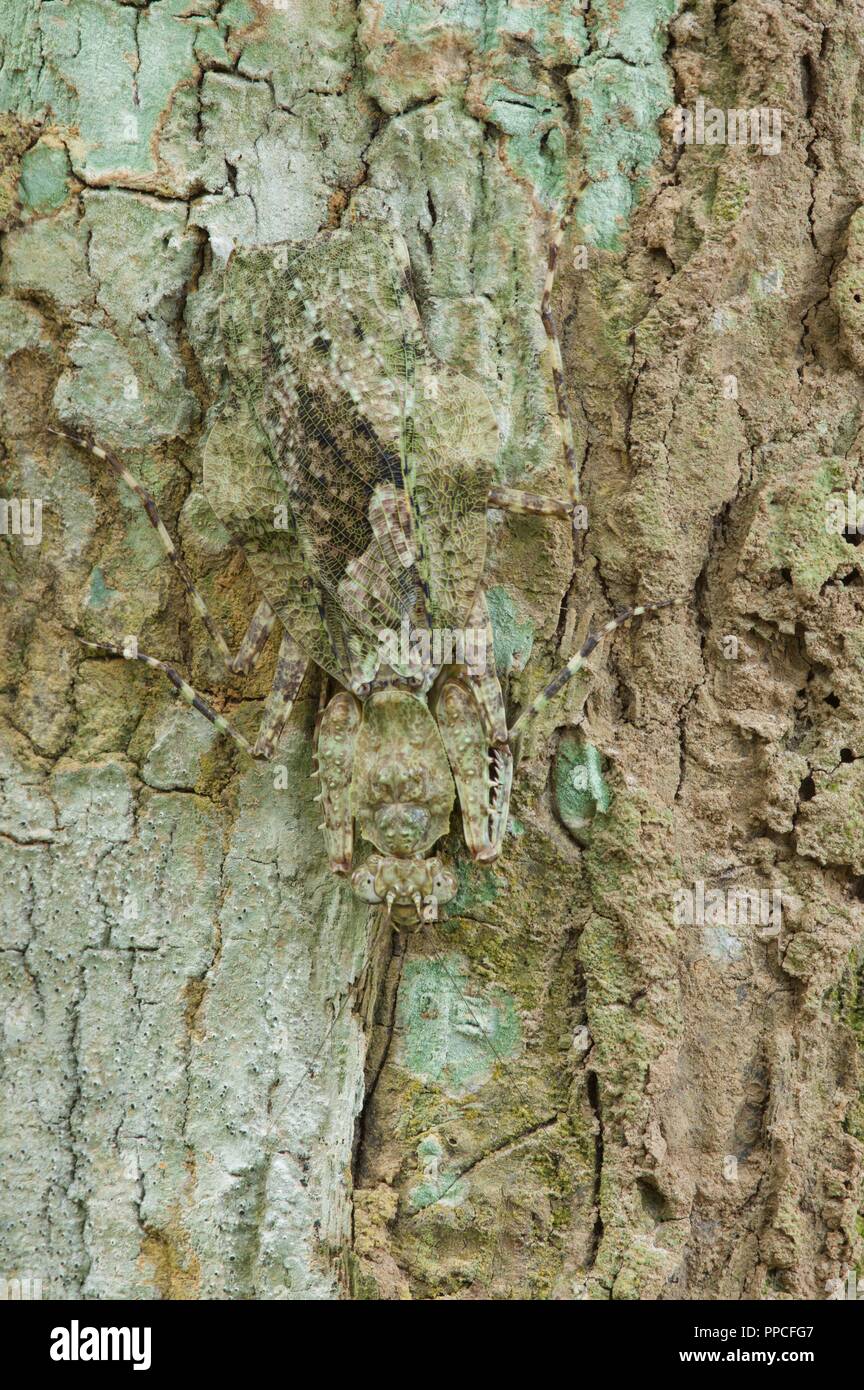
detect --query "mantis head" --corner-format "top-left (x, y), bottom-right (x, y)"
top-left (350, 690), bottom-right (457, 927)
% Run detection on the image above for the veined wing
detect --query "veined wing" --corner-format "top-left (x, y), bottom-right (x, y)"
top-left (261, 223), bottom-right (432, 670)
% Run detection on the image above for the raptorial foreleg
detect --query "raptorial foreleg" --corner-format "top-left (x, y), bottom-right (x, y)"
top-left (435, 679), bottom-right (513, 864)
top-left (461, 587), bottom-right (507, 744)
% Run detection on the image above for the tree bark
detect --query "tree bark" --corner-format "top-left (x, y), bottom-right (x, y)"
top-left (1, 0), bottom-right (863, 1300)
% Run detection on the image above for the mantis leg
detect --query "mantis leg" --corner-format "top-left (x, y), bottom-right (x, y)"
top-left (313, 691), bottom-right (361, 873)
top-left (54, 428), bottom-right (277, 671)
top-left (435, 678), bottom-right (513, 863)
top-left (508, 599), bottom-right (679, 738)
top-left (459, 586), bottom-right (507, 743)
top-left (232, 599), bottom-right (278, 674)
top-left (79, 623), bottom-right (310, 762)
top-left (253, 631), bottom-right (309, 758)
top-left (432, 588), bottom-right (515, 861)
top-left (79, 638), bottom-right (258, 757)
top-left (487, 485), bottom-right (571, 519)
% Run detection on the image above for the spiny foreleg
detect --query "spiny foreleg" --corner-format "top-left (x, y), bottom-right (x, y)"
top-left (435, 680), bottom-right (513, 863)
top-left (462, 587), bottom-right (507, 744)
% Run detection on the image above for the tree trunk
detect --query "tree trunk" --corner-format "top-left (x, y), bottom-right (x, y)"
top-left (1, 0), bottom-right (862, 1301)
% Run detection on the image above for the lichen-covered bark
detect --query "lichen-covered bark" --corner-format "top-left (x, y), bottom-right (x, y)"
top-left (1, 0), bottom-right (863, 1301)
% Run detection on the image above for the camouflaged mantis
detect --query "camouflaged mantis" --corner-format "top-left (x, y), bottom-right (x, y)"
top-left (57, 217), bottom-right (675, 930)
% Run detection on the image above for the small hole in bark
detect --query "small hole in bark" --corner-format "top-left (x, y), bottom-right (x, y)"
top-left (824, 692), bottom-right (840, 707)
top-left (840, 747), bottom-right (855, 762)
top-left (850, 876), bottom-right (864, 901)
top-left (798, 775), bottom-right (816, 801)
top-left (637, 1177), bottom-right (673, 1222)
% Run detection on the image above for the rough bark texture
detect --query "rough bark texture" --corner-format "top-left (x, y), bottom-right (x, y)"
top-left (2, 0), bottom-right (864, 1301)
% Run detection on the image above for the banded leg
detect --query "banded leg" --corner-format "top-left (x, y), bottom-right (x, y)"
top-left (489, 198), bottom-right (591, 531)
top-left (541, 204), bottom-right (581, 513)
top-left (81, 626), bottom-right (308, 762)
top-left (488, 485), bottom-right (571, 520)
top-left (232, 598), bottom-right (277, 675)
top-left (52, 428), bottom-right (265, 668)
top-left (508, 599), bottom-right (679, 739)
top-left (253, 631), bottom-right (308, 758)
top-left (79, 639), bottom-right (257, 756)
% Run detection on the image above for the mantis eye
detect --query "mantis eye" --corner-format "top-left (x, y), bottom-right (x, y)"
top-left (351, 867), bottom-right (381, 903)
top-left (432, 867), bottom-right (457, 903)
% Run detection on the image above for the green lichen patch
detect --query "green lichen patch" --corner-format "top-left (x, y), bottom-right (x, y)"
top-left (407, 1134), bottom-right (470, 1210)
top-left (54, 325), bottom-right (198, 446)
top-left (53, 0), bottom-right (201, 191)
top-left (0, 295), bottom-right (51, 358)
top-left (759, 458), bottom-right (853, 596)
top-left (18, 139), bottom-right (70, 214)
top-left (0, 206), bottom-right (94, 309)
top-left (468, 69), bottom-right (569, 208)
top-left (231, 0), bottom-right (355, 109)
top-left (485, 584), bottom-right (535, 675)
top-left (554, 734), bottom-right (611, 842)
top-left (444, 855), bottom-right (499, 920)
top-left (397, 952), bottom-right (520, 1095)
top-left (141, 707), bottom-right (221, 792)
top-left (85, 566), bottom-right (119, 610)
top-left (569, 0), bottom-right (676, 248)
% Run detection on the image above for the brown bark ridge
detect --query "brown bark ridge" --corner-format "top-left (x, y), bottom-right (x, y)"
top-left (0, 0), bottom-right (863, 1300)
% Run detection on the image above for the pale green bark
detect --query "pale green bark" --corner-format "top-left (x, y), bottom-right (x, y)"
top-left (1, 0), bottom-right (863, 1301)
